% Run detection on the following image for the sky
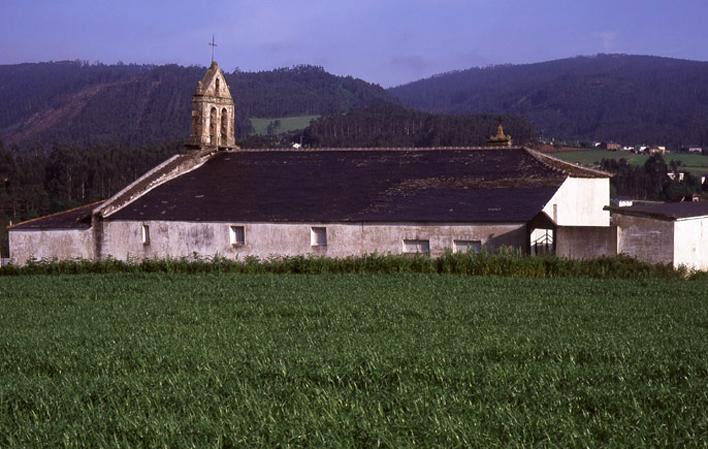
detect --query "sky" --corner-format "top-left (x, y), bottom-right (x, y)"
top-left (2, 0), bottom-right (708, 87)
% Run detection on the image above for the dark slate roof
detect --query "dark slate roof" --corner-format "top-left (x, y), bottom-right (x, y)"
top-left (607, 201), bottom-right (708, 220)
top-left (107, 147), bottom-right (580, 224)
top-left (9, 201), bottom-right (102, 230)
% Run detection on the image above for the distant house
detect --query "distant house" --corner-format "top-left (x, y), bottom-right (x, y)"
top-left (606, 202), bottom-right (708, 271)
top-left (667, 172), bottom-right (685, 182)
top-left (610, 197), bottom-right (636, 208)
top-left (600, 142), bottom-right (621, 151)
top-left (649, 146), bottom-right (667, 155)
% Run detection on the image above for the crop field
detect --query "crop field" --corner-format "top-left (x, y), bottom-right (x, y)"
top-left (250, 115), bottom-right (320, 136)
top-left (552, 150), bottom-right (708, 175)
top-left (1, 273), bottom-right (707, 448)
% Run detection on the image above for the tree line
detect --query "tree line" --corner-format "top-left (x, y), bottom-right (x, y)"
top-left (297, 104), bottom-right (536, 147)
top-left (0, 139), bottom-right (183, 256)
top-left (600, 155), bottom-right (705, 201)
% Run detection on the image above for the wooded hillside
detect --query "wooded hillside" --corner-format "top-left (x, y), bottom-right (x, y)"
top-left (390, 54), bottom-right (708, 147)
top-left (0, 61), bottom-right (395, 148)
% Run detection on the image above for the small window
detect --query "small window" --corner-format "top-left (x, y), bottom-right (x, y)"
top-left (403, 239), bottom-right (430, 255)
top-left (453, 240), bottom-right (481, 254)
top-left (229, 225), bottom-right (245, 246)
top-left (141, 224), bottom-right (150, 246)
top-left (311, 227), bottom-right (327, 247)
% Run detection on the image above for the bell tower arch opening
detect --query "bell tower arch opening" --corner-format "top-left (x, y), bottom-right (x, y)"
top-left (209, 107), bottom-right (218, 145)
top-left (221, 108), bottom-right (228, 144)
top-left (215, 77), bottom-right (220, 95)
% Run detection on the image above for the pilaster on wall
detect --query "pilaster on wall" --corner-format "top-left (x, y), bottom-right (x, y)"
top-left (91, 213), bottom-right (104, 260)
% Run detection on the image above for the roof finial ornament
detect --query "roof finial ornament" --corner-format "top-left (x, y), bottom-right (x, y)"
top-left (208, 35), bottom-right (218, 63)
top-left (488, 118), bottom-right (513, 147)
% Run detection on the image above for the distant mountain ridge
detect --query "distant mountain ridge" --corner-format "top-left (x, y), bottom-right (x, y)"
top-left (389, 54), bottom-right (708, 147)
top-left (4, 55), bottom-right (708, 149)
top-left (0, 61), bottom-right (395, 148)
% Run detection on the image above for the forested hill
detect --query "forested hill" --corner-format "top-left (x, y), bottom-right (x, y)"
top-left (300, 104), bottom-right (535, 147)
top-left (0, 61), bottom-right (395, 148)
top-left (389, 54), bottom-right (708, 147)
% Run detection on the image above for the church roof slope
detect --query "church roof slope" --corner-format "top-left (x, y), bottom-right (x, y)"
top-left (9, 200), bottom-right (103, 230)
top-left (107, 147), bottom-right (596, 224)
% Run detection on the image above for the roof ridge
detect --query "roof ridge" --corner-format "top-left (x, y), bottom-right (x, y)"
top-left (524, 148), bottom-right (612, 178)
top-left (234, 146), bottom-right (527, 153)
top-left (97, 150), bottom-right (217, 219)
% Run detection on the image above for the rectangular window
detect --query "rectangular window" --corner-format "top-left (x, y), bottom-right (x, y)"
top-left (453, 240), bottom-right (482, 254)
top-left (229, 225), bottom-right (245, 246)
top-left (403, 239), bottom-right (430, 255)
top-left (141, 224), bottom-right (150, 246)
top-left (311, 227), bottom-right (327, 246)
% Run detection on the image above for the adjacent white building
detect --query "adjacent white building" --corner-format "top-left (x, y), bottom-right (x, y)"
top-left (608, 202), bottom-right (708, 271)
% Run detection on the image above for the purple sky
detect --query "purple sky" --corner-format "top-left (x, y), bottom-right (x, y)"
top-left (2, 0), bottom-right (708, 87)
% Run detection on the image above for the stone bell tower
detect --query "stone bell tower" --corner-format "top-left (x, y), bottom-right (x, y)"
top-left (189, 60), bottom-right (236, 148)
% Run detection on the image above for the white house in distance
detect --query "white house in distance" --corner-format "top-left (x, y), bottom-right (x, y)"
top-left (5, 60), bottom-right (649, 267)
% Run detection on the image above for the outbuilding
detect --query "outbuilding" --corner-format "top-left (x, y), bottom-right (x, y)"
top-left (607, 202), bottom-right (708, 271)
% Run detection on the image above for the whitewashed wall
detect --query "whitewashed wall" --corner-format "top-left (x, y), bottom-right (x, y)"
top-left (9, 229), bottom-right (95, 266)
top-left (673, 217), bottom-right (708, 271)
top-left (543, 177), bottom-right (610, 226)
top-left (615, 215), bottom-right (675, 266)
top-left (100, 221), bottom-right (527, 261)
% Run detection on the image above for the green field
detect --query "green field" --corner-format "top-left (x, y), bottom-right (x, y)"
top-left (250, 115), bottom-right (320, 136)
top-left (1, 273), bottom-right (706, 447)
top-left (552, 150), bottom-right (708, 176)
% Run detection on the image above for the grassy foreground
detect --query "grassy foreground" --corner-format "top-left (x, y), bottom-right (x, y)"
top-left (1, 273), bottom-right (707, 448)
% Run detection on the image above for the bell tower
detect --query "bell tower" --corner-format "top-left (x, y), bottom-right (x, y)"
top-left (189, 60), bottom-right (236, 148)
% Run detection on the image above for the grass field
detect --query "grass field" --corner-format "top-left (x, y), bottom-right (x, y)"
top-left (250, 115), bottom-right (320, 136)
top-left (1, 273), bottom-right (707, 447)
top-left (552, 150), bottom-right (708, 176)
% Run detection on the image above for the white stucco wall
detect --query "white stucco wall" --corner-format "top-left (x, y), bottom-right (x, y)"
top-left (673, 217), bottom-right (708, 271)
top-left (9, 229), bottom-right (95, 266)
top-left (615, 215), bottom-right (675, 266)
top-left (555, 226), bottom-right (617, 260)
top-left (543, 177), bottom-right (610, 226)
top-left (100, 221), bottom-right (527, 261)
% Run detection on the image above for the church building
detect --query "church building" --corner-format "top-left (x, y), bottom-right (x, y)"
top-left (8, 62), bottom-right (614, 265)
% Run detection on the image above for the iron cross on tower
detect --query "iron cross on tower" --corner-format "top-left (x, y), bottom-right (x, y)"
top-left (208, 35), bottom-right (217, 62)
